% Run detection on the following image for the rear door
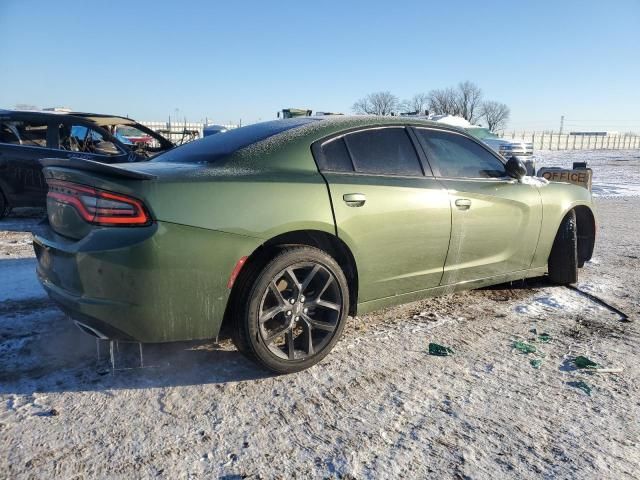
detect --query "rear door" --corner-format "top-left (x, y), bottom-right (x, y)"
top-left (314, 126), bottom-right (451, 303)
top-left (413, 127), bottom-right (542, 285)
top-left (0, 118), bottom-right (53, 207)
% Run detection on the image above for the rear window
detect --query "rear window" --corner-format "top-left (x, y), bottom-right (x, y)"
top-left (153, 118), bottom-right (318, 163)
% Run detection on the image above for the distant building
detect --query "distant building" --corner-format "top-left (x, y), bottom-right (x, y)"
top-left (43, 107), bottom-right (72, 113)
top-left (569, 131), bottom-right (618, 136)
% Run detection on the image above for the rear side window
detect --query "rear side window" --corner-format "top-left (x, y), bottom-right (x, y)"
top-left (415, 129), bottom-right (506, 178)
top-left (345, 127), bottom-right (423, 176)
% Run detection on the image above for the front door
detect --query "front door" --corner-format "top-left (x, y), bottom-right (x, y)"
top-left (413, 127), bottom-right (543, 285)
top-left (57, 121), bottom-right (127, 164)
top-left (315, 126), bottom-right (451, 302)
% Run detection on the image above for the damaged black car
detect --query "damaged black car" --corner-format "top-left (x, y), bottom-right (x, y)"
top-left (0, 109), bottom-right (173, 218)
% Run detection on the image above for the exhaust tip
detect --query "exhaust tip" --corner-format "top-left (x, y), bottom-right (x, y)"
top-left (74, 320), bottom-right (109, 340)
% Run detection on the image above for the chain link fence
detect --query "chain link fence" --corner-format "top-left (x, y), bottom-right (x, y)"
top-left (499, 131), bottom-right (640, 150)
top-left (139, 121), bottom-right (239, 145)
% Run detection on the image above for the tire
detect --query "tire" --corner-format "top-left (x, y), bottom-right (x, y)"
top-left (548, 209), bottom-right (578, 285)
top-left (231, 246), bottom-right (349, 374)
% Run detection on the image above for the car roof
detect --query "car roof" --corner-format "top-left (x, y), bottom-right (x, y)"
top-left (0, 108), bottom-right (137, 126)
top-left (263, 115), bottom-right (467, 145)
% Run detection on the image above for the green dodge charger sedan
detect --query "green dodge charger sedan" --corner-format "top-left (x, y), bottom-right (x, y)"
top-left (33, 116), bottom-right (596, 373)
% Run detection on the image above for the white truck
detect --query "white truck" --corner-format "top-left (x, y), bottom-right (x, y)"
top-left (425, 115), bottom-right (534, 174)
top-left (465, 126), bottom-right (534, 158)
top-left (429, 114), bottom-right (534, 158)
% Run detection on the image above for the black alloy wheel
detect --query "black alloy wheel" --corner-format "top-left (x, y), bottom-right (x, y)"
top-left (232, 246), bottom-right (349, 374)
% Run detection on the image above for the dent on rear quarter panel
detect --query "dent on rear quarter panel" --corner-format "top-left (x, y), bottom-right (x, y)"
top-left (530, 182), bottom-right (594, 269)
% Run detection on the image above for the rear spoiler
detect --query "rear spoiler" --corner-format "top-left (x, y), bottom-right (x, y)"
top-left (39, 157), bottom-right (156, 181)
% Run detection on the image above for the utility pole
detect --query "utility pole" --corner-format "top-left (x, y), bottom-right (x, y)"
top-left (559, 115), bottom-right (565, 135)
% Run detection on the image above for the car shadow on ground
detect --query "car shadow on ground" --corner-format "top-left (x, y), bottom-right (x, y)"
top-left (0, 313), bottom-right (275, 396)
top-left (0, 208), bottom-right (45, 232)
top-left (479, 275), bottom-right (551, 291)
top-left (1, 277), bottom-right (553, 396)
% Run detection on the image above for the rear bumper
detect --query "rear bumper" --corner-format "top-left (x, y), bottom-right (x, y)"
top-left (33, 221), bottom-right (261, 342)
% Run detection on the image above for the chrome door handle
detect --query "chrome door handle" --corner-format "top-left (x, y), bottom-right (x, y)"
top-left (455, 198), bottom-right (472, 210)
top-left (343, 193), bottom-right (366, 207)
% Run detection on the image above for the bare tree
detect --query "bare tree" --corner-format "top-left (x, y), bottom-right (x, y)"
top-left (352, 91), bottom-right (399, 115)
top-left (480, 101), bottom-right (510, 131)
top-left (427, 81), bottom-right (483, 123)
top-left (427, 87), bottom-right (459, 117)
top-left (400, 93), bottom-right (430, 115)
top-left (455, 81), bottom-right (483, 123)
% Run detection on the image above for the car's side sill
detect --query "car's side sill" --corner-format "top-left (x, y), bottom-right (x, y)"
top-left (356, 267), bottom-right (547, 315)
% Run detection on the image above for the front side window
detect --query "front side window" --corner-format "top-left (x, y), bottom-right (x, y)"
top-left (0, 120), bottom-right (48, 147)
top-left (58, 124), bottom-right (120, 156)
top-left (466, 127), bottom-right (498, 140)
top-left (415, 129), bottom-right (506, 179)
top-left (343, 127), bottom-right (423, 176)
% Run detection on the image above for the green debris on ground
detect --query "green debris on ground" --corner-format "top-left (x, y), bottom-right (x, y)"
top-left (575, 356), bottom-right (600, 369)
top-left (513, 341), bottom-right (537, 354)
top-left (537, 332), bottom-right (552, 343)
top-left (530, 359), bottom-right (543, 369)
top-left (568, 380), bottom-right (592, 396)
top-left (429, 343), bottom-right (454, 356)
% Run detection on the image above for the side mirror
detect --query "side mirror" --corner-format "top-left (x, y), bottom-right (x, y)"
top-left (505, 156), bottom-right (527, 180)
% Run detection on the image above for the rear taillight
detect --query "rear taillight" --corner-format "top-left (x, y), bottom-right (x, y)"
top-left (47, 180), bottom-right (151, 226)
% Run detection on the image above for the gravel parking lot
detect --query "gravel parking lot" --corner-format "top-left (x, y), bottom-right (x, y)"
top-left (1, 151), bottom-right (639, 479)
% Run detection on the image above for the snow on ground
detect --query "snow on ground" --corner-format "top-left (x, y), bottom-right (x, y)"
top-left (0, 259), bottom-right (44, 302)
top-left (534, 149), bottom-right (640, 198)
top-left (0, 150), bottom-right (639, 478)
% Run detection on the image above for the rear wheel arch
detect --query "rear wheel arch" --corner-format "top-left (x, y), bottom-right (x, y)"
top-left (225, 230), bottom-right (359, 325)
top-left (260, 230), bottom-right (358, 316)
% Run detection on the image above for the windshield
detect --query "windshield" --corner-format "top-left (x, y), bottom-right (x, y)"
top-left (116, 125), bottom-right (148, 138)
top-left (466, 127), bottom-right (498, 140)
top-left (153, 118), bottom-right (318, 164)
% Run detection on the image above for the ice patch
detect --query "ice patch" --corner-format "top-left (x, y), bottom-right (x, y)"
top-left (0, 258), bottom-right (45, 302)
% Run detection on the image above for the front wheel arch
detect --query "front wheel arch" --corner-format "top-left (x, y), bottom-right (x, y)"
top-left (574, 205), bottom-right (596, 266)
top-left (548, 209), bottom-right (578, 284)
top-left (0, 186), bottom-right (10, 219)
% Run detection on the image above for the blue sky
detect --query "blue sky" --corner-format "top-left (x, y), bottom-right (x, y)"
top-left (1, 0), bottom-right (638, 131)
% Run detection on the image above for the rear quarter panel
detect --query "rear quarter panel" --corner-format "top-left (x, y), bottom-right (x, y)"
top-left (150, 138), bottom-right (335, 240)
